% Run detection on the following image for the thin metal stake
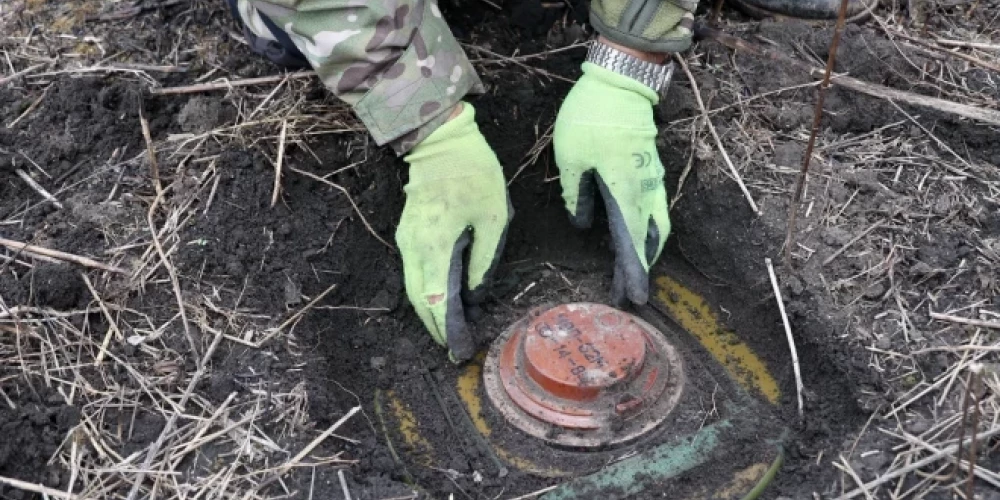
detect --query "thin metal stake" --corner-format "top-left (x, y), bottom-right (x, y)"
top-left (783, 0), bottom-right (852, 266)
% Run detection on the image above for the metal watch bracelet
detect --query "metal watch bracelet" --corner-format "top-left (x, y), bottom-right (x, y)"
top-left (585, 40), bottom-right (674, 95)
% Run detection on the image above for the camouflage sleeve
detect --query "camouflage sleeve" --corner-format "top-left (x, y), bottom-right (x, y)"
top-left (239, 0), bottom-right (485, 154)
top-left (589, 0), bottom-right (697, 53)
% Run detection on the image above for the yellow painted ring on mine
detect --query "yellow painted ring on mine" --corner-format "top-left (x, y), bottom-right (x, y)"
top-left (457, 361), bottom-right (571, 477)
top-left (653, 275), bottom-right (781, 405)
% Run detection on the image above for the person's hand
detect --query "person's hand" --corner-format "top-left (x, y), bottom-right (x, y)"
top-left (397, 103), bottom-right (512, 362)
top-left (553, 62), bottom-right (670, 306)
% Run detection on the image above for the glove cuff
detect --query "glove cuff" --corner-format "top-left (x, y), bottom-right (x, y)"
top-left (581, 62), bottom-right (661, 106)
top-left (404, 103), bottom-right (502, 184)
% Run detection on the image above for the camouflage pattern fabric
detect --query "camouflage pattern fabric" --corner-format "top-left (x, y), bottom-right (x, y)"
top-left (237, 0), bottom-right (485, 154)
top-left (234, 0), bottom-right (697, 154)
top-left (590, 0), bottom-right (696, 53)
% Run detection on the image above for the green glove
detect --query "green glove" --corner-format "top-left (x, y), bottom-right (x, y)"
top-left (553, 62), bottom-right (671, 306)
top-left (397, 103), bottom-right (512, 362)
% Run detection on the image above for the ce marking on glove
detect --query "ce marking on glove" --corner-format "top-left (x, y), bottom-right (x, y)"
top-left (632, 151), bottom-right (653, 169)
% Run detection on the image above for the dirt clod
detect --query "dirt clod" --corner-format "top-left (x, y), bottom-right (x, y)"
top-left (30, 263), bottom-right (86, 310)
top-left (177, 96), bottom-right (222, 133)
top-left (0, 385), bottom-right (79, 497)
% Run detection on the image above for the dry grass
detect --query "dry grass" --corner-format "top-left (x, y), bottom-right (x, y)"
top-left (673, 3), bottom-right (999, 497)
top-left (1, 3), bottom-right (372, 498)
top-left (0, 86), bottom-right (367, 497)
top-left (0, 299), bottom-right (360, 499)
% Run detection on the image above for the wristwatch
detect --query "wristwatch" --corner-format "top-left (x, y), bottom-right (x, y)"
top-left (585, 39), bottom-right (674, 95)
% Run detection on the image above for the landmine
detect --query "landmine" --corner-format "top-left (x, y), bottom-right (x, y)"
top-left (377, 276), bottom-right (788, 499)
top-left (483, 303), bottom-right (685, 448)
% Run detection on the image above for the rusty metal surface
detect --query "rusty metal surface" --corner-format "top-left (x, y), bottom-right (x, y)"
top-left (484, 303), bottom-right (685, 448)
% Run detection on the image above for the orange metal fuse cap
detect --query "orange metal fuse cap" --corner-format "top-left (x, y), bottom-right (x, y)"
top-left (484, 303), bottom-right (685, 448)
top-left (522, 306), bottom-right (648, 402)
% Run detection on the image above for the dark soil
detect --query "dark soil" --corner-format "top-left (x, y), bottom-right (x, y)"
top-left (2, 0), bottom-right (998, 498)
top-left (0, 383), bottom-right (80, 500)
top-left (0, 75), bottom-right (145, 496)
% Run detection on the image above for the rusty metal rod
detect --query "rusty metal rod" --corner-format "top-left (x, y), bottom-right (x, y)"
top-left (782, 0), bottom-right (852, 266)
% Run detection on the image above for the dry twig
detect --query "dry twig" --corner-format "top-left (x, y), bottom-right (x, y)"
top-left (955, 368), bottom-right (984, 498)
top-left (0, 475), bottom-right (78, 499)
top-left (0, 63), bottom-right (45, 85)
top-left (823, 221), bottom-right (884, 266)
top-left (0, 237), bottom-right (127, 273)
top-left (694, 24), bottom-right (1000, 128)
top-left (125, 331), bottom-right (225, 500)
top-left (674, 54), bottom-right (761, 216)
top-left (15, 169), bottom-right (63, 209)
top-left (257, 406), bottom-right (361, 489)
top-left (765, 258), bottom-right (804, 419)
top-left (139, 110), bottom-right (163, 198)
top-left (338, 469), bottom-right (353, 500)
top-left (270, 283), bottom-right (338, 339)
top-left (288, 167), bottom-right (394, 250)
top-left (934, 38), bottom-right (1000, 51)
top-left (508, 485), bottom-right (559, 500)
top-left (833, 456), bottom-right (875, 500)
top-left (885, 28), bottom-right (1000, 74)
top-left (272, 120), bottom-right (288, 207)
top-left (5, 84), bottom-right (49, 129)
top-left (930, 312), bottom-right (1000, 330)
top-left (80, 273), bottom-right (122, 366)
top-left (835, 425), bottom-right (1000, 499)
top-left (145, 184), bottom-right (198, 359)
top-left (149, 71), bottom-right (317, 95)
